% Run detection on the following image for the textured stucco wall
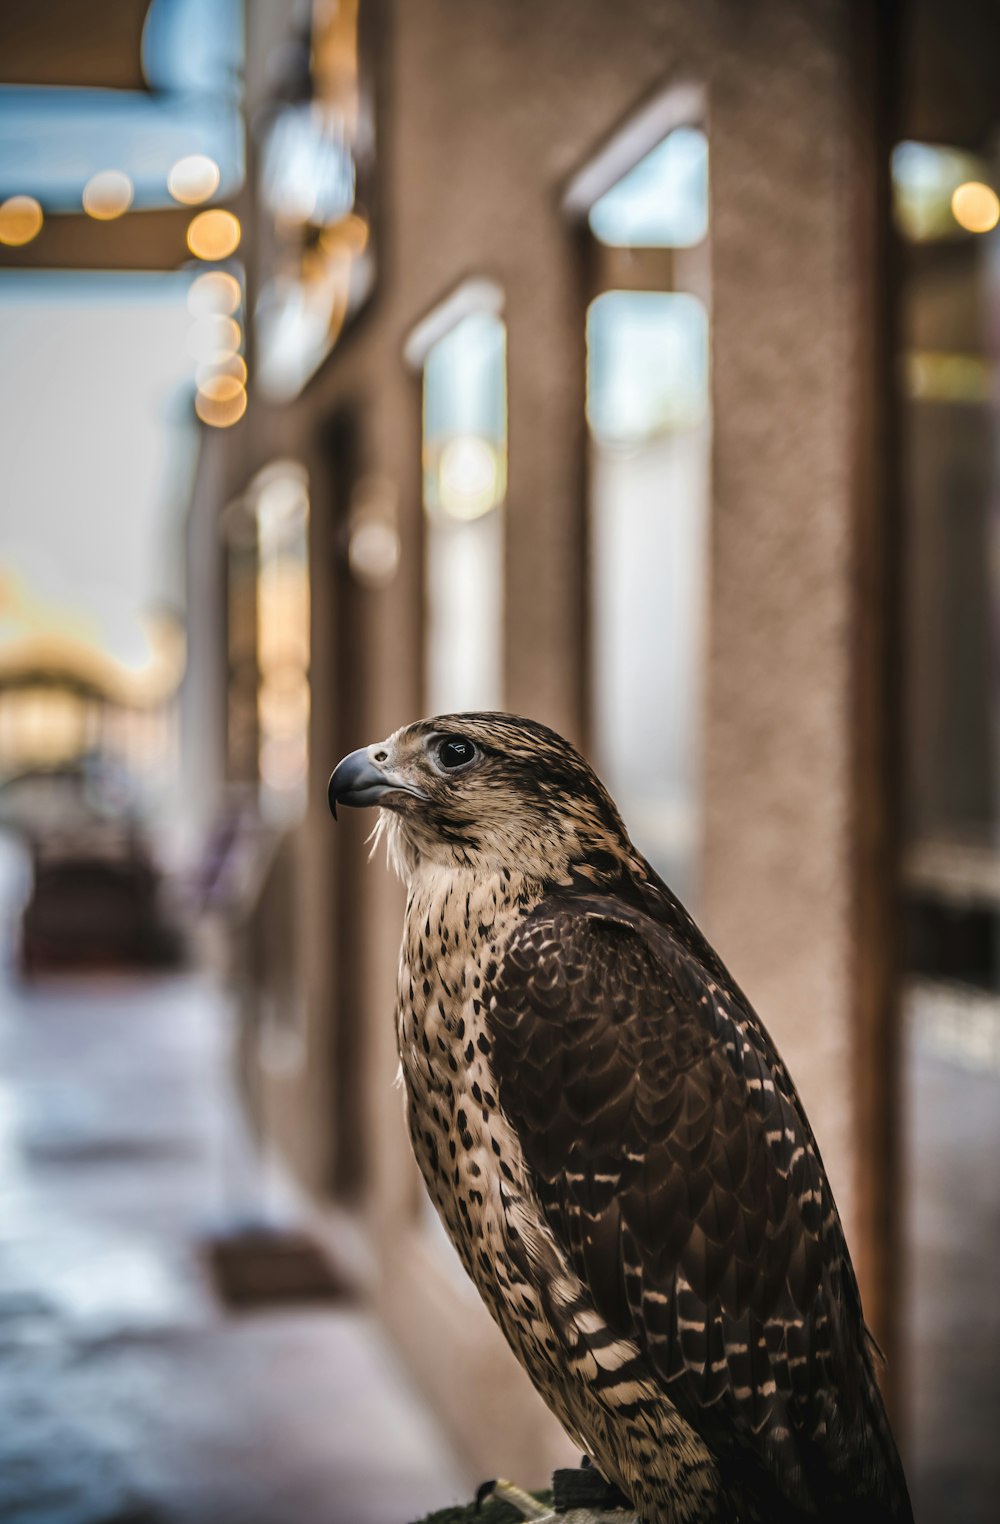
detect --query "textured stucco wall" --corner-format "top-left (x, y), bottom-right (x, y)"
top-left (350, 0), bottom-right (862, 1240)
top-left (703, 7), bottom-right (860, 1236)
top-left (232, 0), bottom-right (870, 1477)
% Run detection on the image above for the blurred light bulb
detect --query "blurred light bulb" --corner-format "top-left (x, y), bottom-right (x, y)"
top-left (82, 170), bottom-right (133, 220)
top-left (348, 520), bottom-right (401, 588)
top-left (195, 385), bottom-right (247, 428)
top-left (0, 195), bottom-right (43, 246)
top-left (197, 371), bottom-right (246, 404)
top-left (187, 209), bottom-right (241, 261)
top-left (259, 734), bottom-right (307, 792)
top-left (187, 270), bottom-right (242, 317)
top-left (256, 469), bottom-right (308, 531)
top-left (196, 353), bottom-right (247, 393)
top-left (259, 673), bottom-right (311, 737)
top-left (951, 181), bottom-right (1000, 234)
top-left (320, 212), bottom-right (370, 255)
top-left (168, 154), bottom-right (221, 206)
top-left (187, 314), bottom-right (241, 363)
top-left (437, 435), bottom-right (501, 520)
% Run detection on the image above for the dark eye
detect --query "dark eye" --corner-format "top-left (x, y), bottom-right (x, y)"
top-left (436, 737), bottom-right (477, 770)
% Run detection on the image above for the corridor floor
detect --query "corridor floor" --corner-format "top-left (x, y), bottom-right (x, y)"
top-left (2, 897), bottom-right (997, 1524)
top-left (0, 966), bottom-right (470, 1524)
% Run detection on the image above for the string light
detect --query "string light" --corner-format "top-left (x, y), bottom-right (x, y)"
top-left (0, 195), bottom-right (43, 246)
top-left (187, 209), bottom-right (241, 261)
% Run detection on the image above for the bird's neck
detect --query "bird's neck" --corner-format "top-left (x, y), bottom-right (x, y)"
top-left (381, 797), bottom-right (642, 889)
top-left (404, 858), bottom-right (542, 942)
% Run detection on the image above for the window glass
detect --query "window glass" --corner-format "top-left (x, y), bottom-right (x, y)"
top-left (421, 308), bottom-right (506, 714)
top-left (255, 0), bottom-right (376, 400)
top-left (423, 311), bottom-right (507, 522)
top-left (588, 126), bottom-right (707, 249)
top-left (252, 462), bottom-right (310, 817)
top-left (893, 5), bottom-right (1000, 1517)
top-left (586, 291), bottom-right (708, 442)
top-left (585, 140), bottom-right (710, 904)
top-left (892, 141), bottom-right (996, 243)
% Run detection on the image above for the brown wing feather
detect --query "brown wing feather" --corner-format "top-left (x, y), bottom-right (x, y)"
top-left (487, 893), bottom-right (911, 1523)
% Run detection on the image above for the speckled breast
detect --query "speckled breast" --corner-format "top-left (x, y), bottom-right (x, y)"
top-left (396, 868), bottom-right (525, 1264)
top-left (393, 863), bottom-right (724, 1524)
top-left (393, 866), bottom-right (583, 1394)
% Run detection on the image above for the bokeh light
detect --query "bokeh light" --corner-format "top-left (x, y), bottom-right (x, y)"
top-left (255, 464), bottom-right (309, 531)
top-left (197, 371), bottom-right (246, 404)
top-left (82, 170), bottom-right (134, 221)
top-left (259, 733), bottom-right (307, 792)
top-left (187, 270), bottom-right (242, 317)
top-left (0, 195), bottom-right (43, 246)
top-left (167, 154), bottom-right (222, 206)
top-left (421, 308), bottom-right (507, 523)
top-left (348, 518), bottom-right (401, 588)
top-left (951, 180), bottom-right (1000, 234)
top-left (257, 561), bottom-right (310, 672)
top-left (195, 353), bottom-right (247, 393)
top-left (195, 385), bottom-right (247, 428)
top-left (892, 142), bottom-right (987, 241)
top-left (0, 688), bottom-right (88, 767)
top-left (187, 314), bottom-right (241, 364)
top-left (319, 212), bottom-right (370, 255)
top-left (437, 436), bottom-right (502, 521)
top-left (258, 671), bottom-right (311, 737)
top-left (186, 209), bottom-right (241, 261)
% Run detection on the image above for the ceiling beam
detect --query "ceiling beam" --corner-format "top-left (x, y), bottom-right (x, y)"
top-left (0, 1), bottom-right (152, 92)
top-left (0, 208), bottom-right (199, 272)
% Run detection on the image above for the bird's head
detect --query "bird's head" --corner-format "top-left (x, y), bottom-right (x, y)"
top-left (328, 712), bottom-right (642, 886)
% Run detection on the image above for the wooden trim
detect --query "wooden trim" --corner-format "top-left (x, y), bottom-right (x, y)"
top-left (562, 81), bottom-right (706, 221)
top-left (403, 278), bottom-right (505, 370)
top-left (848, 0), bottom-right (906, 1417)
top-left (317, 407), bottom-right (373, 1204)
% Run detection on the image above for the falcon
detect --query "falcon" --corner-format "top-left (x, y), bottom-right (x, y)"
top-left (328, 713), bottom-right (912, 1524)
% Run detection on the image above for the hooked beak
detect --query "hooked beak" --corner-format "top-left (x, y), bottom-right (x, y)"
top-left (327, 746), bottom-right (424, 819)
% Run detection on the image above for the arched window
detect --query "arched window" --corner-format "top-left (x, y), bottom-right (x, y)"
top-left (406, 280), bottom-right (507, 715)
top-left (567, 86), bottom-right (711, 903)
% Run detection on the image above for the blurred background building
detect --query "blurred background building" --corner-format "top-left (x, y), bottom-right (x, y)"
top-left (0, 2), bottom-right (998, 1521)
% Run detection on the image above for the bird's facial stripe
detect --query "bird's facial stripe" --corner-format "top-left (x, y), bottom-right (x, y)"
top-left (368, 711), bottom-right (641, 883)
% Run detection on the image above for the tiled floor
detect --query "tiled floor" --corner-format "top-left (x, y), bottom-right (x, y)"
top-left (2, 840), bottom-right (996, 1524)
top-left (0, 963), bottom-right (471, 1524)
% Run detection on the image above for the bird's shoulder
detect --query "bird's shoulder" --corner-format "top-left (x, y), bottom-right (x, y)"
top-left (488, 883), bottom-right (834, 1271)
top-left (485, 883), bottom-right (910, 1523)
top-left (491, 883), bottom-right (819, 1191)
